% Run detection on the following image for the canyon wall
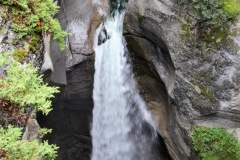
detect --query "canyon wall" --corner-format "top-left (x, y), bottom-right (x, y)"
top-left (35, 0), bottom-right (240, 159)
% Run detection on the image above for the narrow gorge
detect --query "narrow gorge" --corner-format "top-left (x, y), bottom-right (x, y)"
top-left (37, 0), bottom-right (240, 159)
top-left (1, 0), bottom-right (240, 160)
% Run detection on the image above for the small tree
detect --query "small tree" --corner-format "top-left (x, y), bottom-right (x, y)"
top-left (0, 52), bottom-right (59, 115)
top-left (0, 0), bottom-right (68, 50)
top-left (0, 125), bottom-right (58, 160)
top-left (0, 52), bottom-right (60, 159)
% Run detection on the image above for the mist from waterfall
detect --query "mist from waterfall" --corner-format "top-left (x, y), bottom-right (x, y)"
top-left (91, 8), bottom-right (161, 160)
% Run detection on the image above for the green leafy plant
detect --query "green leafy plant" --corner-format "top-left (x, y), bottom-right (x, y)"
top-left (0, 52), bottom-right (59, 115)
top-left (192, 126), bottom-right (240, 160)
top-left (39, 128), bottom-right (52, 138)
top-left (0, 125), bottom-right (58, 160)
top-left (0, 0), bottom-right (68, 50)
top-left (192, 0), bottom-right (240, 28)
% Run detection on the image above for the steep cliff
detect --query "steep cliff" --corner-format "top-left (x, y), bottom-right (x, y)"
top-left (125, 0), bottom-right (240, 159)
top-left (34, 0), bottom-right (240, 160)
top-left (0, 5), bottom-right (44, 142)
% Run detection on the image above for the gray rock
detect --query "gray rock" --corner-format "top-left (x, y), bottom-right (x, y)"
top-left (37, 0), bottom-right (240, 160)
top-left (125, 1), bottom-right (240, 160)
top-left (40, 35), bottom-right (53, 74)
top-left (22, 117), bottom-right (41, 142)
top-left (47, 0), bottom-right (108, 84)
top-left (38, 56), bottom-right (95, 160)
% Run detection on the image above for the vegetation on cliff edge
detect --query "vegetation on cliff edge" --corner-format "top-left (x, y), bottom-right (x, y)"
top-left (192, 0), bottom-right (240, 28)
top-left (0, 52), bottom-right (59, 159)
top-left (0, 125), bottom-right (58, 160)
top-left (192, 126), bottom-right (240, 160)
top-left (0, 0), bottom-right (68, 50)
top-left (181, 0), bottom-right (240, 46)
top-left (0, 52), bottom-right (59, 115)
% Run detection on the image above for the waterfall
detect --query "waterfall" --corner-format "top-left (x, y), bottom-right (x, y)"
top-left (91, 6), bottom-right (161, 160)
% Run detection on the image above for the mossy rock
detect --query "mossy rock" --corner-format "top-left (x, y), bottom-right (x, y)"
top-left (11, 38), bottom-right (20, 46)
top-left (191, 80), bottom-right (214, 100)
top-left (0, 0), bottom-right (67, 51)
top-left (14, 49), bottom-right (28, 63)
top-left (0, 5), bottom-right (8, 19)
top-left (203, 28), bottom-right (227, 44)
top-left (180, 17), bottom-right (196, 41)
top-left (194, 70), bottom-right (212, 83)
top-left (28, 34), bottom-right (41, 53)
top-left (0, 24), bottom-right (6, 34)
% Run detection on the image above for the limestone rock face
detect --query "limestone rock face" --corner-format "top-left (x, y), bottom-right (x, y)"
top-left (125, 0), bottom-right (240, 160)
top-left (38, 0), bottom-right (240, 160)
top-left (38, 56), bottom-right (95, 160)
top-left (48, 0), bottom-right (108, 85)
top-left (125, 1), bottom-right (181, 159)
top-left (37, 2), bottom-right (108, 158)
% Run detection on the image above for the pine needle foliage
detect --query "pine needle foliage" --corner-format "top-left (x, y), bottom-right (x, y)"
top-left (0, 125), bottom-right (58, 160)
top-left (0, 52), bottom-right (59, 115)
top-left (192, 126), bottom-right (240, 160)
top-left (0, 0), bottom-right (68, 50)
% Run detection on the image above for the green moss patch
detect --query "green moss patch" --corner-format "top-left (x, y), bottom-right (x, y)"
top-left (28, 34), bottom-right (41, 53)
top-left (180, 17), bottom-right (195, 41)
top-left (0, 24), bottom-right (6, 34)
top-left (180, 23), bottom-right (192, 40)
top-left (189, 0), bottom-right (240, 47)
top-left (194, 70), bottom-right (212, 83)
top-left (203, 28), bottom-right (227, 44)
top-left (11, 38), bottom-right (20, 45)
top-left (11, 34), bottom-right (41, 63)
top-left (224, 0), bottom-right (240, 17)
top-left (191, 81), bottom-right (214, 100)
top-left (13, 49), bottom-right (28, 63)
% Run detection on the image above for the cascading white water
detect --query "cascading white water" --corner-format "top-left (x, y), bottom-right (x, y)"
top-left (91, 10), bottom-right (161, 160)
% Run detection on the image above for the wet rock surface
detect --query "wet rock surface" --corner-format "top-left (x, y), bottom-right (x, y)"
top-left (48, 0), bottom-right (107, 84)
top-left (38, 0), bottom-right (173, 159)
top-left (38, 56), bottom-right (95, 160)
top-left (125, 0), bottom-right (240, 160)
top-left (37, 1), bottom-right (101, 159)
top-left (37, 0), bottom-right (240, 160)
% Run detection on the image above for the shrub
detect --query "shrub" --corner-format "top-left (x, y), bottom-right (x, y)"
top-left (0, 0), bottom-right (68, 50)
top-left (191, 126), bottom-right (240, 160)
top-left (192, 0), bottom-right (240, 28)
top-left (0, 125), bottom-right (58, 160)
top-left (0, 52), bottom-right (59, 158)
top-left (0, 52), bottom-right (59, 115)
